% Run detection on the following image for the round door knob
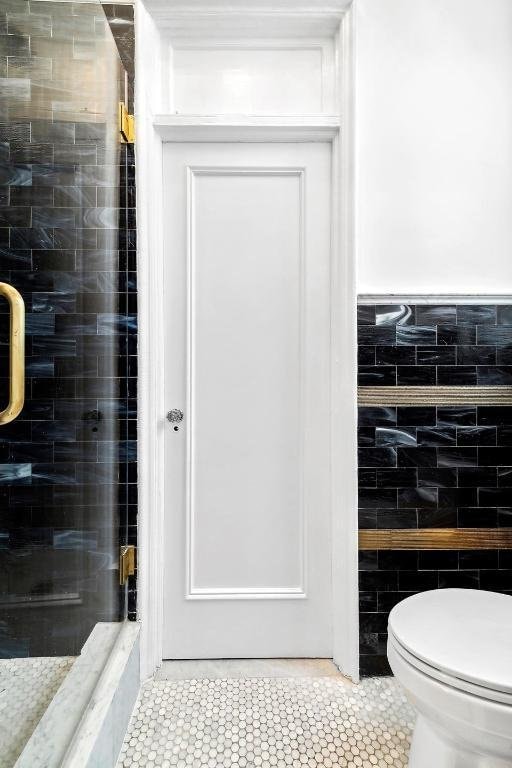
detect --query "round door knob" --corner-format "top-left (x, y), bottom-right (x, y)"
top-left (167, 409), bottom-right (184, 423)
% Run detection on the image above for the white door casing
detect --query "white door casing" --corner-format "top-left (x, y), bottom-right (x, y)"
top-left (162, 141), bottom-right (333, 658)
top-left (136, 1), bottom-right (358, 680)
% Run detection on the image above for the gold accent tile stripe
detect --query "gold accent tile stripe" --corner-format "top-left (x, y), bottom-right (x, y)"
top-left (358, 385), bottom-right (512, 406)
top-left (359, 528), bottom-right (512, 550)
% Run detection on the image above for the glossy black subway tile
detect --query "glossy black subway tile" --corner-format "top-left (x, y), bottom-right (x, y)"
top-left (375, 427), bottom-right (417, 446)
top-left (357, 305), bottom-right (375, 325)
top-left (416, 305), bottom-right (456, 324)
top-left (479, 447), bottom-right (512, 466)
top-left (417, 467), bottom-right (457, 487)
top-left (358, 447), bottom-right (397, 468)
top-left (375, 345), bottom-right (416, 365)
top-left (439, 570), bottom-right (479, 588)
top-left (397, 407), bottom-right (437, 426)
top-left (498, 508), bottom-right (512, 525)
top-left (376, 468), bottom-right (417, 488)
top-left (398, 570), bottom-right (438, 591)
top-left (396, 325), bottom-right (436, 346)
top-left (437, 406), bottom-right (476, 426)
top-left (437, 324), bottom-right (476, 345)
top-left (358, 509), bottom-right (377, 528)
top-left (358, 427), bottom-right (375, 447)
top-left (497, 346), bottom-right (512, 365)
top-left (397, 365), bottom-right (436, 385)
top-left (438, 487), bottom-right (478, 508)
top-left (478, 406), bottom-right (512, 425)
top-left (358, 406), bottom-right (397, 426)
top-left (358, 345), bottom-right (375, 365)
top-left (358, 366), bottom-right (396, 386)
top-left (397, 486), bottom-right (438, 508)
top-left (457, 345), bottom-right (496, 365)
top-left (479, 569), bottom-right (512, 591)
top-left (359, 569), bottom-right (399, 591)
top-left (497, 427), bottom-right (512, 445)
top-left (359, 488), bottom-right (398, 509)
top-left (457, 305), bottom-right (496, 325)
top-left (497, 468), bottom-right (512, 486)
top-left (477, 366), bottom-right (512, 385)
top-left (375, 304), bottom-right (415, 326)
top-left (438, 447), bottom-right (478, 467)
top-left (397, 446), bottom-right (437, 467)
top-left (418, 550), bottom-right (458, 570)
top-left (458, 507), bottom-right (498, 527)
top-left (417, 427), bottom-right (456, 446)
top-left (456, 426), bottom-right (496, 446)
top-left (437, 365), bottom-right (477, 385)
top-left (358, 468), bottom-right (377, 487)
top-left (357, 325), bottom-right (396, 346)
top-left (416, 345), bottom-right (455, 365)
top-left (459, 549), bottom-right (498, 569)
top-left (379, 551), bottom-right (418, 570)
top-left (376, 509), bottom-right (416, 528)
top-left (458, 466), bottom-right (497, 487)
top-left (477, 325), bottom-right (512, 346)
top-left (478, 488), bottom-right (512, 507)
top-left (497, 306), bottom-right (512, 325)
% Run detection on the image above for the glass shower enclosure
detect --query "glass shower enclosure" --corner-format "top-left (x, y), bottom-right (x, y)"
top-left (0, 0), bottom-right (135, 659)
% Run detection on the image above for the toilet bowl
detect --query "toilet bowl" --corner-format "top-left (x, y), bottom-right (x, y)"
top-left (387, 589), bottom-right (512, 768)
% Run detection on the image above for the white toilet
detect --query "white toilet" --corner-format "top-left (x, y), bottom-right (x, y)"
top-left (387, 588), bottom-right (512, 768)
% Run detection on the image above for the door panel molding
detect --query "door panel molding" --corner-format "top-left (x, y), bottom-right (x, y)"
top-left (185, 164), bottom-right (308, 602)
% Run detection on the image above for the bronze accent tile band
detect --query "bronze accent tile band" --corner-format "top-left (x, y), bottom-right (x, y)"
top-left (358, 385), bottom-right (512, 406)
top-left (359, 528), bottom-right (512, 550)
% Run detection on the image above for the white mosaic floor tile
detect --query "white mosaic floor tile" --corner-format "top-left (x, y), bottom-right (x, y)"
top-left (117, 675), bottom-right (415, 768)
top-left (0, 656), bottom-right (75, 768)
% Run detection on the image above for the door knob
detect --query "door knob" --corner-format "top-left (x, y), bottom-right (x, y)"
top-left (167, 409), bottom-right (184, 423)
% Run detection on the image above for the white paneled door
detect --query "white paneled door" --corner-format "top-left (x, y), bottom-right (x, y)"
top-left (162, 142), bottom-right (332, 658)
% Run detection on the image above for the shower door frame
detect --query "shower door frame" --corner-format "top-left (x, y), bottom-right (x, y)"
top-left (136, 2), bottom-right (358, 681)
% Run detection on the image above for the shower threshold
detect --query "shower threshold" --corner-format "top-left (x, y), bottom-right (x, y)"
top-left (11, 621), bottom-right (139, 768)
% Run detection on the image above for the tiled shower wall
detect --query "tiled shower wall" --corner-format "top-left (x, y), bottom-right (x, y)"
top-left (358, 302), bottom-right (512, 676)
top-left (0, 0), bottom-right (136, 656)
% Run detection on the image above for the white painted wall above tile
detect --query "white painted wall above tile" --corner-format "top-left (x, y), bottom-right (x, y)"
top-left (356, 0), bottom-right (512, 293)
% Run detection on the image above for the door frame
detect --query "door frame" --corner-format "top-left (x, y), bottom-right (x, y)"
top-left (136, 7), bottom-right (358, 681)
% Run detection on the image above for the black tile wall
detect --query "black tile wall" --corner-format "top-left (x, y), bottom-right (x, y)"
top-left (358, 303), bottom-right (512, 677)
top-left (0, 1), bottom-right (136, 657)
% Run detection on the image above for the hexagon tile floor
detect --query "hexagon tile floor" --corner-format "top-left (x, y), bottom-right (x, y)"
top-left (117, 673), bottom-right (415, 768)
top-left (0, 656), bottom-right (75, 768)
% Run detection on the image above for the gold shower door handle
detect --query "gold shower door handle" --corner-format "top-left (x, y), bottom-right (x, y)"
top-left (0, 283), bottom-right (25, 425)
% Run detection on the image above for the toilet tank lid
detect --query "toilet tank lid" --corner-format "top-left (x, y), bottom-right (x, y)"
top-left (388, 589), bottom-right (512, 694)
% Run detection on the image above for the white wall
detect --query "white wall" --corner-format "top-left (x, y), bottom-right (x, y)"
top-left (355, 0), bottom-right (512, 294)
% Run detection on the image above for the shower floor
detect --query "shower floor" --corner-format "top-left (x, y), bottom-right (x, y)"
top-left (0, 656), bottom-right (75, 768)
top-left (117, 662), bottom-right (415, 768)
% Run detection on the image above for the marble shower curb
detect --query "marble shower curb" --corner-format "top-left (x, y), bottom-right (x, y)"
top-left (15, 621), bottom-right (140, 768)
